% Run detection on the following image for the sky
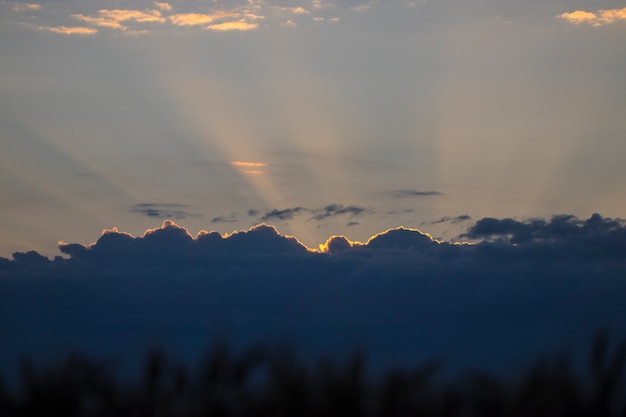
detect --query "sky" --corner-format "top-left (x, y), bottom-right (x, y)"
top-left (1, 0), bottom-right (625, 257)
top-left (1, 0), bottom-right (626, 379)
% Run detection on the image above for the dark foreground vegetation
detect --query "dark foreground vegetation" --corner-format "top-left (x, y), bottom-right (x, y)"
top-left (2, 334), bottom-right (626, 417)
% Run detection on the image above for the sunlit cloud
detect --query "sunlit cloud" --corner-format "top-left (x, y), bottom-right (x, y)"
top-left (311, 0), bottom-right (337, 10)
top-left (206, 20), bottom-right (259, 31)
top-left (99, 9), bottom-right (165, 23)
top-left (71, 14), bottom-right (126, 30)
top-left (72, 9), bottom-right (165, 31)
top-left (273, 6), bottom-right (310, 15)
top-left (353, 1), bottom-right (377, 12)
top-left (153, 1), bottom-right (172, 12)
top-left (230, 161), bottom-right (268, 168)
top-left (169, 12), bottom-right (238, 27)
top-left (38, 25), bottom-right (98, 35)
top-left (559, 7), bottom-right (626, 26)
top-left (3, 0), bottom-right (359, 34)
top-left (243, 170), bottom-right (264, 175)
top-left (11, 2), bottom-right (40, 12)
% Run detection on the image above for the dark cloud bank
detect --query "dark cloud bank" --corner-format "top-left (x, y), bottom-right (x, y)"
top-left (2, 214), bottom-right (626, 382)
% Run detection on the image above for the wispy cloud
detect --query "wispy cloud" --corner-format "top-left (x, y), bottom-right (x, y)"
top-left (38, 25), bottom-right (98, 35)
top-left (392, 189), bottom-right (442, 198)
top-left (559, 7), bottom-right (626, 26)
top-left (72, 8), bottom-right (165, 31)
top-left (130, 203), bottom-right (196, 220)
top-left (4, 0), bottom-right (375, 35)
top-left (207, 20), bottom-right (259, 31)
top-left (310, 204), bottom-right (369, 221)
top-left (311, 0), bottom-right (337, 10)
top-left (430, 215), bottom-right (471, 225)
top-left (230, 161), bottom-right (268, 168)
top-left (272, 6), bottom-right (310, 15)
top-left (231, 161), bottom-right (268, 174)
top-left (261, 207), bottom-right (307, 222)
top-left (153, 1), bottom-right (172, 12)
top-left (212, 213), bottom-right (239, 223)
top-left (170, 12), bottom-right (238, 27)
top-left (11, 2), bottom-right (40, 12)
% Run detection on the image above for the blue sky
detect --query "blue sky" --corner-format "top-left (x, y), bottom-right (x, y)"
top-left (1, 0), bottom-right (625, 256)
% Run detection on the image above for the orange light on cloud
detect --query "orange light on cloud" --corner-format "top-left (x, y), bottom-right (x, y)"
top-left (99, 9), bottom-right (165, 23)
top-left (72, 14), bottom-right (126, 30)
top-left (12, 3), bottom-right (41, 12)
top-left (39, 25), bottom-right (98, 35)
top-left (207, 20), bottom-right (259, 31)
top-left (170, 13), bottom-right (221, 26)
top-left (230, 161), bottom-right (268, 167)
top-left (153, 1), bottom-right (172, 12)
top-left (72, 8), bottom-right (165, 30)
top-left (559, 7), bottom-right (626, 26)
top-left (243, 170), bottom-right (263, 175)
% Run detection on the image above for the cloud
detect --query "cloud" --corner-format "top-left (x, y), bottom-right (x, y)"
top-left (353, 1), bottom-right (378, 12)
top-left (247, 209), bottom-right (259, 217)
top-left (211, 213), bottom-right (238, 223)
top-left (392, 189), bottom-right (442, 198)
top-left (559, 7), bottom-right (626, 26)
top-left (45, 221), bottom-right (310, 270)
top-left (38, 25), bottom-right (98, 35)
top-left (72, 9), bottom-right (165, 31)
top-left (260, 207), bottom-right (307, 222)
top-left (431, 215), bottom-right (471, 225)
top-left (230, 161), bottom-right (267, 168)
top-left (230, 161), bottom-right (268, 175)
top-left (311, 0), bottom-right (337, 10)
top-left (130, 203), bottom-right (196, 220)
top-left (153, 1), bottom-right (172, 12)
top-left (462, 213), bottom-right (626, 249)
top-left (4, 0), bottom-right (383, 35)
top-left (206, 20), bottom-right (259, 31)
top-left (11, 2), bottom-right (41, 12)
top-left (169, 12), bottom-right (235, 27)
top-left (3, 214), bottom-right (626, 378)
top-left (272, 6), bottom-right (310, 15)
top-left (310, 204), bottom-right (369, 221)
